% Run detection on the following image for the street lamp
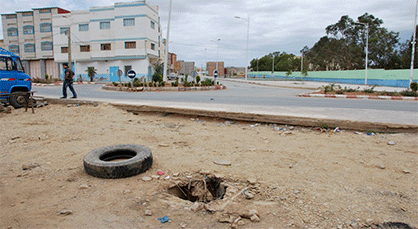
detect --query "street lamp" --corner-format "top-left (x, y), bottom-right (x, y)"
top-left (355, 22), bottom-right (369, 85)
top-left (163, 0), bottom-right (173, 82)
top-left (234, 16), bottom-right (249, 80)
top-left (410, 0), bottom-right (418, 89)
top-left (210, 39), bottom-right (220, 81)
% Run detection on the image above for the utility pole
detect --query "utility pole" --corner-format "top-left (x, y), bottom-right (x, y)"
top-left (272, 54), bottom-right (275, 78)
top-left (410, 0), bottom-right (418, 89)
top-left (163, 0), bottom-right (172, 82)
top-left (66, 27), bottom-right (72, 70)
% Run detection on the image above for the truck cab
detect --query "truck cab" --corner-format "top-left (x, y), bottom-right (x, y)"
top-left (0, 47), bottom-right (31, 108)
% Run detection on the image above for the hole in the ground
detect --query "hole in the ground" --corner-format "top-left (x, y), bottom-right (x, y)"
top-left (168, 176), bottom-right (227, 203)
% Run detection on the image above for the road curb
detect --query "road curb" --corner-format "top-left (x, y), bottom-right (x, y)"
top-left (32, 82), bottom-right (96, 86)
top-left (43, 98), bottom-right (418, 133)
top-left (101, 85), bottom-right (227, 92)
top-left (299, 93), bottom-right (418, 101)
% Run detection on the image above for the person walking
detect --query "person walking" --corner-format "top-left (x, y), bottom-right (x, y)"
top-left (61, 63), bottom-right (77, 99)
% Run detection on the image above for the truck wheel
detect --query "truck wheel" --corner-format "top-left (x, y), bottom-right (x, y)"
top-left (9, 92), bottom-right (27, 109)
top-left (83, 144), bottom-right (153, 179)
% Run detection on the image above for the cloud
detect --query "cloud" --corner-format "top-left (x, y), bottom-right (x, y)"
top-left (1, 0), bottom-right (415, 67)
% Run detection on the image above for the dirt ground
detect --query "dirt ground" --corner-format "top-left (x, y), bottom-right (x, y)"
top-left (0, 104), bottom-right (417, 229)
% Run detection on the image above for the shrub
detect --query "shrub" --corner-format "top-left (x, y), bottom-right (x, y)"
top-left (171, 80), bottom-right (179, 87)
top-left (148, 82), bottom-right (153, 87)
top-left (112, 82), bottom-right (118, 86)
top-left (201, 78), bottom-right (214, 86)
top-left (400, 90), bottom-right (417, 97)
top-left (159, 81), bottom-right (166, 87)
top-left (411, 82), bottom-right (418, 93)
top-left (196, 75), bottom-right (201, 84)
top-left (362, 85), bottom-right (376, 93)
top-left (152, 72), bottom-right (163, 83)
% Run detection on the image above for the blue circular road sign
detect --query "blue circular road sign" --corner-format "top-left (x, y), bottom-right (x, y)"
top-left (127, 69), bottom-right (136, 79)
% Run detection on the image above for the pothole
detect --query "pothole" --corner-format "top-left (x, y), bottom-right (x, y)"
top-left (168, 176), bottom-right (227, 203)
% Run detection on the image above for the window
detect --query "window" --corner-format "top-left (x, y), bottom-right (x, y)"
top-left (6, 14), bottom-right (17, 19)
top-left (0, 57), bottom-right (13, 71)
top-left (80, 45), bottom-right (90, 52)
top-left (40, 23), bottom-right (52, 33)
top-left (151, 43), bottom-right (155, 50)
top-left (7, 28), bottom-right (18, 36)
top-left (101, 43), bottom-right (111, 51)
top-left (125, 41), bottom-right (136, 49)
top-left (41, 41), bottom-right (53, 51)
top-left (150, 21), bottom-right (155, 29)
top-left (23, 25), bottom-right (34, 34)
top-left (24, 43), bottom-right (35, 53)
top-left (60, 27), bottom-right (69, 34)
top-left (79, 24), bottom-right (89, 31)
top-left (124, 65), bottom-right (132, 76)
top-left (123, 18), bottom-right (135, 26)
top-left (61, 47), bottom-right (68, 53)
top-left (100, 21), bottom-right (110, 30)
top-left (39, 9), bottom-right (51, 13)
top-left (22, 12), bottom-right (33, 17)
top-left (9, 45), bottom-right (19, 54)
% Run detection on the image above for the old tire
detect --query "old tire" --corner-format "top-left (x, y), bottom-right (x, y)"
top-left (83, 144), bottom-right (153, 179)
top-left (9, 92), bottom-right (27, 109)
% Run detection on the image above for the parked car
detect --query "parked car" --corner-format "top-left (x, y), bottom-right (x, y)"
top-left (167, 73), bottom-right (179, 80)
top-left (0, 47), bottom-right (31, 109)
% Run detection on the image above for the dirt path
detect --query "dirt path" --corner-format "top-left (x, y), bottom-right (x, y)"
top-left (1, 104), bottom-right (417, 228)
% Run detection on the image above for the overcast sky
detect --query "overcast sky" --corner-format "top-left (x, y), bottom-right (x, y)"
top-left (1, 0), bottom-right (416, 67)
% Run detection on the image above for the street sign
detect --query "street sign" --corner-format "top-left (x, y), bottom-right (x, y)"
top-left (116, 69), bottom-right (123, 77)
top-left (213, 69), bottom-right (218, 78)
top-left (127, 69), bottom-right (136, 79)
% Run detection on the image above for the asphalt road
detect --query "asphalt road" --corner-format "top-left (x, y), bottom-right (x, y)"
top-left (33, 80), bottom-right (418, 125)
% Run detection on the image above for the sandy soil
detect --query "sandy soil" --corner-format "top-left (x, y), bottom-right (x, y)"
top-left (1, 104), bottom-right (417, 229)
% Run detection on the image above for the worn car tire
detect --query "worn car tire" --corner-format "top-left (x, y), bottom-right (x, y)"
top-left (9, 92), bottom-right (27, 109)
top-left (83, 144), bottom-right (153, 179)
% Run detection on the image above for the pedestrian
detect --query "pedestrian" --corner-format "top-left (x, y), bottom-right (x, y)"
top-left (61, 63), bottom-right (77, 99)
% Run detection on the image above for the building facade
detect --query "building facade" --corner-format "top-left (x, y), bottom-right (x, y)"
top-left (52, 0), bottom-right (163, 82)
top-left (206, 61), bottom-right (224, 77)
top-left (1, 7), bottom-right (70, 79)
top-left (0, 39), bottom-right (4, 48)
top-left (177, 60), bottom-right (195, 76)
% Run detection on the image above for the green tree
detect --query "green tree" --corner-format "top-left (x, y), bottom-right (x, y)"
top-left (86, 67), bottom-right (97, 82)
top-left (399, 26), bottom-right (418, 69)
top-left (152, 60), bottom-right (164, 75)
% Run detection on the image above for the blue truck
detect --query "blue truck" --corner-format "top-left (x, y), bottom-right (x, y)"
top-left (0, 47), bottom-right (32, 109)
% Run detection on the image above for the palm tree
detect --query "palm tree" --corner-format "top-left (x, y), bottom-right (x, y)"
top-left (86, 67), bottom-right (97, 82)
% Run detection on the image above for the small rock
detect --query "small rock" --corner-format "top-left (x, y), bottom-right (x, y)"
top-left (250, 214), bottom-right (261, 222)
top-left (337, 225), bottom-right (343, 229)
top-left (144, 210), bottom-right (152, 216)
top-left (214, 174), bottom-right (225, 179)
top-left (190, 202), bottom-right (202, 212)
top-left (366, 219), bottom-right (373, 224)
top-left (387, 141), bottom-right (396, 145)
top-left (217, 214), bottom-right (234, 223)
top-left (244, 190), bottom-right (255, 199)
top-left (158, 143), bottom-right (169, 147)
top-left (294, 190), bottom-right (300, 194)
top-left (172, 173), bottom-right (180, 177)
top-left (151, 175), bottom-right (160, 179)
top-left (403, 169), bottom-right (411, 174)
top-left (282, 131), bottom-right (293, 135)
top-left (79, 184), bottom-right (89, 190)
top-left (238, 220), bottom-right (245, 226)
top-left (248, 209), bottom-right (259, 216)
top-left (59, 210), bottom-right (73, 215)
top-left (180, 222), bottom-right (187, 228)
top-left (142, 177), bottom-right (152, 181)
top-left (123, 190), bottom-right (132, 194)
top-left (378, 165), bottom-right (386, 169)
top-left (213, 160), bottom-right (231, 166)
top-left (67, 177), bottom-right (77, 182)
top-left (247, 178), bottom-right (257, 185)
top-left (199, 170), bottom-right (211, 175)
top-left (22, 163), bottom-right (40, 170)
top-left (11, 136), bottom-right (21, 140)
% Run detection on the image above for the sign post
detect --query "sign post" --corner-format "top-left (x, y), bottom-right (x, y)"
top-left (213, 69), bottom-right (218, 85)
top-left (116, 69), bottom-right (123, 84)
top-left (127, 69), bottom-right (136, 88)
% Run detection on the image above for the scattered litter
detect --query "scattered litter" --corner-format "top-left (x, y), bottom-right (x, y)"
top-left (213, 160), bottom-right (232, 166)
top-left (157, 216), bottom-right (169, 224)
top-left (164, 176), bottom-right (171, 180)
top-left (333, 127), bottom-right (341, 133)
top-left (403, 169), bottom-right (411, 174)
top-left (274, 127), bottom-right (287, 131)
top-left (388, 141), bottom-right (396, 145)
top-left (142, 177), bottom-right (152, 181)
top-left (367, 133), bottom-right (376, 136)
top-left (157, 171), bottom-right (165, 176)
top-left (355, 132), bottom-right (363, 135)
top-left (59, 209), bottom-right (73, 215)
top-left (144, 210), bottom-right (152, 216)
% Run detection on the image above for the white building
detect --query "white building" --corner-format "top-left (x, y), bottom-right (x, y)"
top-left (52, 1), bottom-right (163, 82)
top-left (1, 7), bottom-right (71, 79)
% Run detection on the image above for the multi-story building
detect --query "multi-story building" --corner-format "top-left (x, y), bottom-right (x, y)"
top-left (1, 7), bottom-right (71, 79)
top-left (168, 52), bottom-right (177, 74)
top-left (206, 61), bottom-right (224, 77)
top-left (52, 0), bottom-right (163, 82)
top-left (177, 60), bottom-right (195, 76)
top-left (0, 39), bottom-right (4, 48)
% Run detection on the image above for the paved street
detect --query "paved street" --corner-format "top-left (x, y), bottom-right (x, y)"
top-left (33, 80), bottom-right (418, 125)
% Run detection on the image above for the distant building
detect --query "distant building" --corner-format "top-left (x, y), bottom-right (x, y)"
top-left (226, 67), bottom-right (245, 77)
top-left (206, 61), bottom-right (224, 77)
top-left (177, 60), bottom-right (195, 76)
top-left (0, 39), bottom-right (4, 48)
top-left (52, 0), bottom-right (163, 82)
top-left (1, 7), bottom-right (71, 79)
top-left (168, 52), bottom-right (177, 74)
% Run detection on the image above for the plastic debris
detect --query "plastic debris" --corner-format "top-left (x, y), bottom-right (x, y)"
top-left (333, 127), bottom-right (341, 133)
top-left (388, 141), bottom-right (396, 145)
top-left (354, 132), bottom-right (363, 135)
top-left (157, 171), bottom-right (165, 176)
top-left (158, 216), bottom-right (169, 224)
top-left (367, 133), bottom-right (376, 136)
